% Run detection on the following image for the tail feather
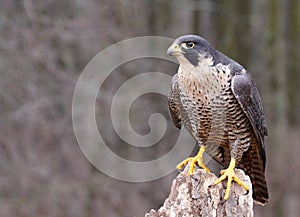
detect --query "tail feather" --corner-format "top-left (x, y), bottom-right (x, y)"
top-left (238, 141), bottom-right (269, 205)
top-left (210, 137), bottom-right (269, 205)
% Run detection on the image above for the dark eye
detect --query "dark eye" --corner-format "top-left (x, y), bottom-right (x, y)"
top-left (186, 41), bottom-right (195, 48)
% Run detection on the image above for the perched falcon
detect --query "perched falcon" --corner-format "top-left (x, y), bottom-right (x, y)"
top-left (167, 35), bottom-right (269, 205)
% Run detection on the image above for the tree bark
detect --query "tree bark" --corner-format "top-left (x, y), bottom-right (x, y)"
top-left (145, 165), bottom-right (253, 217)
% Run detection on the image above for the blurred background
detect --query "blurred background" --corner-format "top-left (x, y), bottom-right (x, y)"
top-left (1, 0), bottom-right (300, 216)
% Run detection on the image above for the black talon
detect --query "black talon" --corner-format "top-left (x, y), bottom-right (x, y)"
top-left (221, 199), bottom-right (227, 205)
top-left (191, 174), bottom-right (199, 180)
top-left (177, 168), bottom-right (183, 173)
top-left (244, 189), bottom-right (249, 195)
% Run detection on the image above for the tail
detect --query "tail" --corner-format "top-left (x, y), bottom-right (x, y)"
top-left (238, 142), bottom-right (269, 205)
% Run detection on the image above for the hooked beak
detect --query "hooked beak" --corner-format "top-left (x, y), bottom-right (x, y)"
top-left (167, 43), bottom-right (182, 56)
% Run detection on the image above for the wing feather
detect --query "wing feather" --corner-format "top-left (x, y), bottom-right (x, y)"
top-left (231, 71), bottom-right (268, 169)
top-left (168, 74), bottom-right (182, 129)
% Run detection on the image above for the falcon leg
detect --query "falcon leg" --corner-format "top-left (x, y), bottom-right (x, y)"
top-left (214, 158), bottom-right (249, 201)
top-left (176, 146), bottom-right (210, 175)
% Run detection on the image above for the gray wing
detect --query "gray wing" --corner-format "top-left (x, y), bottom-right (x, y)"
top-left (168, 74), bottom-right (182, 129)
top-left (231, 70), bottom-right (268, 168)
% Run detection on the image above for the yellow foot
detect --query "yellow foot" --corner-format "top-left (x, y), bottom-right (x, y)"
top-left (176, 146), bottom-right (210, 175)
top-left (214, 158), bottom-right (249, 201)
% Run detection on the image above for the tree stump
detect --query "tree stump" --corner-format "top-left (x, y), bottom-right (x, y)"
top-left (145, 165), bottom-right (253, 217)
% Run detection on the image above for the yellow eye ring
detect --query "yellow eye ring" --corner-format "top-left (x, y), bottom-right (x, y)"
top-left (186, 42), bottom-right (195, 48)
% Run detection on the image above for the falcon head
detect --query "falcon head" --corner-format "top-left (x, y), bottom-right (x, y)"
top-left (167, 35), bottom-right (218, 67)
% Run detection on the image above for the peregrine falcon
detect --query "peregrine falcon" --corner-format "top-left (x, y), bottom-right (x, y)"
top-left (167, 35), bottom-right (269, 205)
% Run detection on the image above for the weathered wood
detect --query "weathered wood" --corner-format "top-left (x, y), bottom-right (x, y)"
top-left (145, 165), bottom-right (253, 217)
